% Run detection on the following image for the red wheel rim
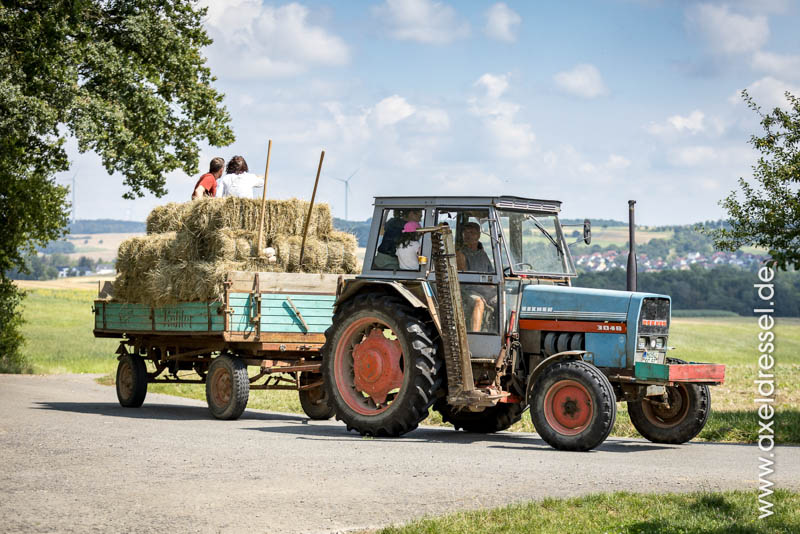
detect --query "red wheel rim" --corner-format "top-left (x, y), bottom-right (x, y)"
top-left (543, 379), bottom-right (593, 436)
top-left (642, 384), bottom-right (690, 428)
top-left (333, 316), bottom-right (404, 416)
top-left (210, 367), bottom-right (232, 407)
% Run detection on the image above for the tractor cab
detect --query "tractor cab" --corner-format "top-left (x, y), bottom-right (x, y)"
top-left (360, 196), bottom-right (577, 358)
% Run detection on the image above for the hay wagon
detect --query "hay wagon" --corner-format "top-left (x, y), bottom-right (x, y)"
top-left (94, 271), bottom-right (350, 420)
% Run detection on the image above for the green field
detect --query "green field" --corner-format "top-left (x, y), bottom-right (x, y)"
top-left (376, 490), bottom-right (799, 534)
top-left (19, 288), bottom-right (800, 443)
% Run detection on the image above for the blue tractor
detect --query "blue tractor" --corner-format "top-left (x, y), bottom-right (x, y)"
top-left (321, 196), bottom-right (725, 451)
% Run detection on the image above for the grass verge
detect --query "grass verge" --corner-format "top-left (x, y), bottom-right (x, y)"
top-left (376, 489), bottom-right (799, 534)
top-left (20, 289), bottom-right (800, 443)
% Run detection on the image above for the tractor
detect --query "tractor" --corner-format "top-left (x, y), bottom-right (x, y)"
top-left (321, 196), bottom-right (725, 451)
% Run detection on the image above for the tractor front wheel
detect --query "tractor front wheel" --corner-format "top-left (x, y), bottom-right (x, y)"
top-left (530, 360), bottom-right (616, 451)
top-left (322, 294), bottom-right (442, 437)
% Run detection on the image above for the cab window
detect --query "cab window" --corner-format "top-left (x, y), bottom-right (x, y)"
top-left (372, 208), bottom-right (425, 271)
top-left (435, 209), bottom-right (494, 273)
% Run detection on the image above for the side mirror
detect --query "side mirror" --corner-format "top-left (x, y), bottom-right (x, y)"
top-left (583, 219), bottom-right (592, 245)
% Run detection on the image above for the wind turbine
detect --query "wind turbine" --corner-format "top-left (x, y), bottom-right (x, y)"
top-left (332, 169), bottom-right (358, 221)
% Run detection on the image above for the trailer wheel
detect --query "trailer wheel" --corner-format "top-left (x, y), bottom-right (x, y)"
top-left (434, 399), bottom-right (526, 433)
top-left (206, 355), bottom-right (249, 420)
top-left (322, 294), bottom-right (442, 437)
top-left (530, 360), bottom-right (616, 451)
top-left (299, 379), bottom-right (335, 420)
top-left (116, 353), bottom-right (147, 408)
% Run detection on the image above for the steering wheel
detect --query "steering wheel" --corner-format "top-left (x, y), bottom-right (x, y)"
top-left (513, 262), bottom-right (534, 270)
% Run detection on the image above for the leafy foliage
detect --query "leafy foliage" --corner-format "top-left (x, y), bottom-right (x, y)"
top-left (711, 90), bottom-right (800, 269)
top-left (0, 1), bottom-right (233, 372)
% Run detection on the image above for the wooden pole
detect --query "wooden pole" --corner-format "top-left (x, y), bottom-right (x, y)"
top-left (255, 140), bottom-right (272, 256)
top-left (299, 150), bottom-right (325, 267)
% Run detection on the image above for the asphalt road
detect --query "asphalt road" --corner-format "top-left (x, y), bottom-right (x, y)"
top-left (1, 374), bottom-right (797, 533)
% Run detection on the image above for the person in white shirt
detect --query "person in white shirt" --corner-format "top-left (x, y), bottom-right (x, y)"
top-left (216, 155), bottom-right (264, 198)
top-left (396, 221), bottom-right (422, 270)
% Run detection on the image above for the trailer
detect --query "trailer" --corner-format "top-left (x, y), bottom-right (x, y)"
top-left (94, 272), bottom-right (351, 420)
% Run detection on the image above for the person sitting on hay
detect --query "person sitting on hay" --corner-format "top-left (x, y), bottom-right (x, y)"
top-left (191, 157), bottom-right (225, 199)
top-left (216, 155), bottom-right (265, 198)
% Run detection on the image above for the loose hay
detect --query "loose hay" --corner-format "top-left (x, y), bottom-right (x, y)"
top-left (114, 198), bottom-right (357, 305)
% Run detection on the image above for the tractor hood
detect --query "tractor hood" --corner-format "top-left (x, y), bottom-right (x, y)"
top-left (519, 284), bottom-right (671, 369)
top-left (519, 285), bottom-right (638, 323)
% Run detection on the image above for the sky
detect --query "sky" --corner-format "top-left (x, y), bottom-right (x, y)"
top-left (60, 0), bottom-right (800, 225)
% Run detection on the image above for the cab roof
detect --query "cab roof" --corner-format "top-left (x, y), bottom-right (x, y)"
top-left (373, 195), bottom-right (562, 213)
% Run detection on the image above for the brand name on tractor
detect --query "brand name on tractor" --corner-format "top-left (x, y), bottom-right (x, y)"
top-left (521, 306), bottom-right (554, 312)
top-left (642, 319), bottom-right (667, 327)
top-left (596, 324), bottom-right (624, 332)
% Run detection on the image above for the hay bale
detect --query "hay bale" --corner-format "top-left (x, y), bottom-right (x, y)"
top-left (146, 203), bottom-right (190, 234)
top-left (113, 197), bottom-right (350, 305)
top-left (182, 197), bottom-right (332, 238)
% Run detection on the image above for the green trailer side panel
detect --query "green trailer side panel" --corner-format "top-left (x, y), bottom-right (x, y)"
top-left (95, 300), bottom-right (224, 333)
top-left (634, 362), bottom-right (670, 381)
top-left (228, 292), bottom-right (335, 334)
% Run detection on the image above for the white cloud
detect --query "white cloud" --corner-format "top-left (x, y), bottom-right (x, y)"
top-left (553, 64), bottom-right (608, 99)
top-left (751, 51), bottom-right (800, 80)
top-left (475, 73), bottom-right (509, 99)
top-left (199, 1), bottom-right (349, 78)
top-left (470, 74), bottom-right (535, 159)
top-left (485, 3), bottom-right (521, 42)
top-left (606, 154), bottom-right (631, 170)
top-left (647, 110), bottom-right (706, 135)
top-left (671, 146), bottom-right (717, 167)
top-left (372, 95), bottom-right (416, 127)
top-left (415, 108), bottom-right (451, 131)
top-left (685, 4), bottom-right (769, 55)
top-left (732, 76), bottom-right (800, 109)
top-left (374, 0), bottom-right (470, 44)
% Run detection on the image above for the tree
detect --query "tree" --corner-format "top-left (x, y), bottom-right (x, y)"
top-left (0, 1), bottom-right (233, 371)
top-left (711, 90), bottom-right (800, 270)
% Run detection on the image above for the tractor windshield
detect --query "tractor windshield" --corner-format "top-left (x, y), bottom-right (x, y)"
top-left (496, 209), bottom-right (576, 276)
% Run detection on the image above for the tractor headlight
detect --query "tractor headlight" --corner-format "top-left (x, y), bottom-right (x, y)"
top-left (638, 337), bottom-right (646, 350)
top-left (655, 337), bottom-right (665, 349)
top-left (650, 338), bottom-right (657, 349)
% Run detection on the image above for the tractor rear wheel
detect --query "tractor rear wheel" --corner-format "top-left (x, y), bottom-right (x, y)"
top-left (530, 360), bottom-right (616, 451)
top-left (434, 399), bottom-right (526, 433)
top-left (116, 353), bottom-right (147, 408)
top-left (322, 294), bottom-right (442, 437)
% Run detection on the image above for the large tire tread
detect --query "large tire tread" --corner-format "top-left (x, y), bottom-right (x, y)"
top-left (322, 294), bottom-right (443, 437)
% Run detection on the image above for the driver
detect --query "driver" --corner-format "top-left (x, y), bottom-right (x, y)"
top-left (456, 222), bottom-right (496, 331)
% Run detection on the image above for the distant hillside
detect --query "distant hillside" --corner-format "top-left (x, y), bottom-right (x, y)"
top-left (563, 218), bottom-right (626, 227)
top-left (333, 217), bottom-right (371, 247)
top-left (69, 219), bottom-right (146, 234)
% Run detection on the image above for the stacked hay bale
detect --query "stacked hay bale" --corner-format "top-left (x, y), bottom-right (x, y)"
top-left (113, 197), bottom-right (358, 305)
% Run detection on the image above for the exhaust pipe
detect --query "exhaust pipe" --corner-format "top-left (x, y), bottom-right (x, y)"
top-left (627, 200), bottom-right (637, 292)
